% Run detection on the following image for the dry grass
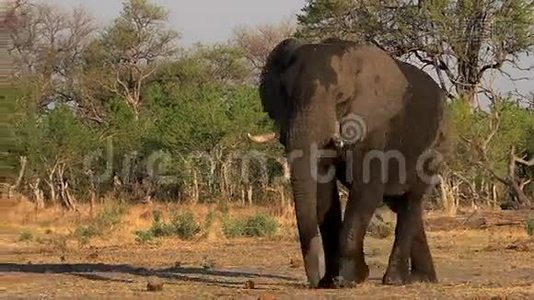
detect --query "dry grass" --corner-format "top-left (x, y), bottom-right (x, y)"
top-left (0, 197), bottom-right (298, 249)
top-left (1, 197), bottom-right (533, 299)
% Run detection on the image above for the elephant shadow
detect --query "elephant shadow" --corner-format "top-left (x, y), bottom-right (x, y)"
top-left (0, 262), bottom-right (303, 289)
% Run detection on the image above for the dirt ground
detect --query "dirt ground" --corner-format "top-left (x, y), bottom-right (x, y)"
top-left (1, 200), bottom-right (533, 299)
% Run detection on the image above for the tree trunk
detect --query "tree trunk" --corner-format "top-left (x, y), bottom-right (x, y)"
top-left (29, 178), bottom-right (45, 210)
top-left (192, 170), bottom-right (199, 204)
top-left (509, 181), bottom-right (531, 208)
top-left (456, 59), bottom-right (479, 107)
top-left (88, 176), bottom-right (96, 217)
top-left (457, 83), bottom-right (478, 107)
top-left (45, 162), bottom-right (58, 204)
top-left (247, 185), bottom-right (253, 206)
top-left (46, 183), bottom-right (56, 204)
top-left (454, 3), bottom-right (485, 108)
top-left (8, 156), bottom-right (27, 199)
top-left (57, 164), bottom-right (76, 210)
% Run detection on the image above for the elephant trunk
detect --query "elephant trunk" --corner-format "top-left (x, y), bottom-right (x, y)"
top-left (287, 132), bottom-right (324, 287)
top-left (287, 120), bottom-right (325, 287)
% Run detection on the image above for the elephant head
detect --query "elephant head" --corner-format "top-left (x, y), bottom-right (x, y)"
top-left (247, 38), bottom-right (303, 147)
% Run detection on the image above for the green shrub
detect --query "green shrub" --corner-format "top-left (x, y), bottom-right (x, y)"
top-left (527, 218), bottom-right (534, 237)
top-left (222, 217), bottom-right (246, 238)
top-left (243, 214), bottom-right (278, 237)
top-left (74, 225), bottom-right (99, 245)
top-left (134, 230), bottom-right (156, 244)
top-left (17, 230), bottom-right (33, 242)
top-left (74, 202), bottom-right (128, 244)
top-left (96, 203), bottom-right (127, 228)
top-left (149, 219), bottom-right (174, 237)
top-left (135, 210), bottom-right (201, 241)
top-left (204, 210), bottom-right (216, 228)
top-left (222, 213), bottom-right (278, 238)
top-left (170, 211), bottom-right (201, 240)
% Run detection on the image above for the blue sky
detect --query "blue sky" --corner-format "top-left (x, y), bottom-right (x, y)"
top-left (42, 0), bottom-right (533, 99)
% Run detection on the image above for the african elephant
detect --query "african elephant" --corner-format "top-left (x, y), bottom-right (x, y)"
top-left (248, 38), bottom-right (449, 288)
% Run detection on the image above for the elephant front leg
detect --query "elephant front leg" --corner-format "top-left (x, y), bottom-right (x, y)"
top-left (317, 177), bottom-right (342, 288)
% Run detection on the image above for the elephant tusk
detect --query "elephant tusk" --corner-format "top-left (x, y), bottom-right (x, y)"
top-left (247, 132), bottom-right (277, 143)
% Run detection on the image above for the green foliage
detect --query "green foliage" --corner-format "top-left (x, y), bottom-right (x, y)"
top-left (203, 210), bottom-right (216, 229)
top-left (101, 0), bottom-right (178, 62)
top-left (243, 214), bottom-right (278, 237)
top-left (444, 98), bottom-right (534, 205)
top-left (527, 219), bottom-right (534, 236)
top-left (11, 100), bottom-right (100, 202)
top-left (0, 85), bottom-right (25, 184)
top-left (136, 210), bottom-right (201, 241)
top-left (74, 225), bottom-right (99, 245)
top-left (74, 202), bottom-right (127, 244)
top-left (222, 213), bottom-right (278, 238)
top-left (449, 99), bottom-right (534, 175)
top-left (134, 229), bottom-right (155, 243)
top-left (222, 216), bottom-right (247, 238)
top-left (151, 84), bottom-right (269, 153)
top-left (17, 230), bottom-right (33, 242)
top-left (170, 211), bottom-right (202, 240)
top-left (7, 0), bottom-right (283, 205)
top-left (97, 202), bottom-right (128, 227)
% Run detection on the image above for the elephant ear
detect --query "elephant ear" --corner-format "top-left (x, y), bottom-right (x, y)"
top-left (259, 38), bottom-right (302, 126)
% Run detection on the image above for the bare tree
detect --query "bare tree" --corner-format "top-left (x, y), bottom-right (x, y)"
top-left (7, 1), bottom-right (96, 107)
top-left (232, 18), bottom-right (296, 79)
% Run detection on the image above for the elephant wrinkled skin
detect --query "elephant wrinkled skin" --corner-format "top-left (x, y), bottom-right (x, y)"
top-left (248, 38), bottom-right (449, 288)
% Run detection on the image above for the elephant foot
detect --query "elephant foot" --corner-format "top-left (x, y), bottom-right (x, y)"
top-left (382, 266), bottom-right (410, 286)
top-left (340, 258), bottom-right (370, 284)
top-left (332, 276), bottom-right (358, 289)
top-left (317, 275), bottom-right (337, 289)
top-left (315, 276), bottom-right (359, 289)
top-left (410, 270), bottom-right (438, 283)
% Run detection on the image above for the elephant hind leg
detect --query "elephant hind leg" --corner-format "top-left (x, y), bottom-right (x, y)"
top-left (408, 186), bottom-right (437, 283)
top-left (382, 192), bottom-right (415, 285)
top-left (383, 186), bottom-right (437, 285)
top-left (410, 217), bottom-right (438, 283)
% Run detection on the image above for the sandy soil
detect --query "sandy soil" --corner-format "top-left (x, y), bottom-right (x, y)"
top-left (1, 201), bottom-right (533, 299)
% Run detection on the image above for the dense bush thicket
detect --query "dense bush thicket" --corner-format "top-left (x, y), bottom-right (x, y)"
top-left (1, 0), bottom-right (532, 210)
